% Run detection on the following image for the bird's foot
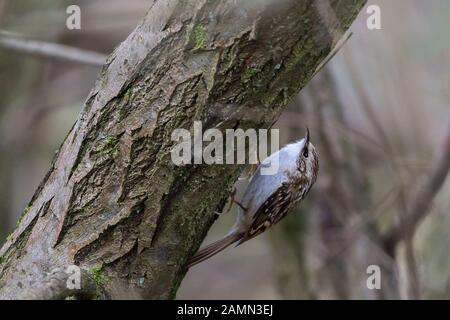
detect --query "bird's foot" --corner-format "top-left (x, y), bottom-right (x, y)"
top-left (215, 187), bottom-right (247, 215)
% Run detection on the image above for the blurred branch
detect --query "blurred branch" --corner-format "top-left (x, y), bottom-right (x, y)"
top-left (345, 57), bottom-right (392, 152)
top-left (344, 55), bottom-right (412, 246)
top-left (383, 125), bottom-right (450, 254)
top-left (0, 30), bottom-right (107, 67)
top-left (314, 185), bottom-right (399, 268)
top-left (404, 236), bottom-right (421, 299)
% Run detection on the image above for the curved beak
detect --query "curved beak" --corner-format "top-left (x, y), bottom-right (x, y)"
top-left (305, 127), bottom-right (310, 146)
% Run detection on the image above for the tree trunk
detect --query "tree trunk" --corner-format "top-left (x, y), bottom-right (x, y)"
top-left (0, 0), bottom-right (367, 299)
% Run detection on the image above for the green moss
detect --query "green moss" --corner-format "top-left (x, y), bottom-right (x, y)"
top-left (124, 87), bottom-right (132, 100)
top-left (241, 66), bottom-right (260, 84)
top-left (16, 206), bottom-right (31, 227)
top-left (168, 273), bottom-right (184, 299)
top-left (95, 136), bottom-right (119, 157)
top-left (191, 24), bottom-right (206, 50)
top-left (90, 264), bottom-right (104, 287)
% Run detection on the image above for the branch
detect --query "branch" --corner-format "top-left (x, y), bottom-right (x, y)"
top-left (0, 30), bottom-right (107, 67)
top-left (0, 0), bottom-right (367, 299)
top-left (383, 125), bottom-right (450, 253)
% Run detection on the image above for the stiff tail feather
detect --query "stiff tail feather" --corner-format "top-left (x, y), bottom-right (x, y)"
top-left (185, 232), bottom-right (243, 269)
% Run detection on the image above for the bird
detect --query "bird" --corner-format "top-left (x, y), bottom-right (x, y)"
top-left (186, 128), bottom-right (319, 269)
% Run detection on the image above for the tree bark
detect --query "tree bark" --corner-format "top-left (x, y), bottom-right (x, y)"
top-left (0, 0), bottom-right (366, 299)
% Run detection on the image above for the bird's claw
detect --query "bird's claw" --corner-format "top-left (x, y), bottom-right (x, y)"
top-left (215, 187), bottom-right (246, 216)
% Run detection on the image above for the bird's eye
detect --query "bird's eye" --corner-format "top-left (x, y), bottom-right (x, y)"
top-left (303, 148), bottom-right (309, 158)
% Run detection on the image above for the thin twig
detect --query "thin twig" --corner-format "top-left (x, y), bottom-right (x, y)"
top-left (312, 32), bottom-right (353, 79)
top-left (313, 185), bottom-right (400, 272)
top-left (0, 30), bottom-right (107, 67)
top-left (344, 53), bottom-right (412, 245)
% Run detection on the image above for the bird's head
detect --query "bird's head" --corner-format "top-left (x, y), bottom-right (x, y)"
top-left (298, 127), bottom-right (319, 186)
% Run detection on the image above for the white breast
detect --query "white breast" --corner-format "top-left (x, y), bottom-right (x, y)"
top-left (232, 139), bottom-right (305, 232)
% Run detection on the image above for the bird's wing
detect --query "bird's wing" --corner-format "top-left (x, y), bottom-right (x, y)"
top-left (239, 182), bottom-right (292, 243)
top-left (240, 150), bottom-right (292, 214)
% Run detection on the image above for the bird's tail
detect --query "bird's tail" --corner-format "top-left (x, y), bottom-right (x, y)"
top-left (185, 232), bottom-right (243, 269)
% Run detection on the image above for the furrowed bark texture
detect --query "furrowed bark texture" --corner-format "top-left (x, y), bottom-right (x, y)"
top-left (0, 0), bottom-right (366, 299)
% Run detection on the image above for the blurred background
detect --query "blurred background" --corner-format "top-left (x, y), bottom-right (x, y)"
top-left (0, 0), bottom-right (449, 299)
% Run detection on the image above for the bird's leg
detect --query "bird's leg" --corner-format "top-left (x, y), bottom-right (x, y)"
top-left (215, 187), bottom-right (247, 215)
